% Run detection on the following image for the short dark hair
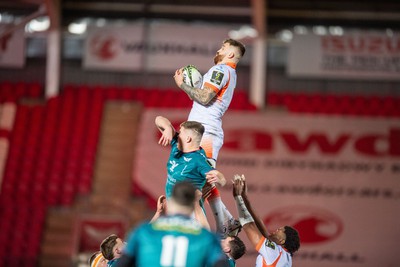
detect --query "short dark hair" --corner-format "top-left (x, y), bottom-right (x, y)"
top-left (100, 234), bottom-right (118, 260)
top-left (224, 38), bottom-right (246, 57)
top-left (229, 236), bottom-right (246, 260)
top-left (180, 121), bottom-right (205, 137)
top-left (284, 226), bottom-right (300, 256)
top-left (171, 181), bottom-right (196, 208)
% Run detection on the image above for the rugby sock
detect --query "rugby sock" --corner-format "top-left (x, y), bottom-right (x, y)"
top-left (208, 188), bottom-right (234, 235)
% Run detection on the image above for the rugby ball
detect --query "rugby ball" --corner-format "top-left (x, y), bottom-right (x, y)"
top-left (182, 65), bottom-right (203, 89)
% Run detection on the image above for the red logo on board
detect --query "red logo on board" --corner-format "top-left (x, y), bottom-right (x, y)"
top-left (264, 205), bottom-right (343, 244)
top-left (224, 128), bottom-right (400, 157)
top-left (90, 34), bottom-right (119, 60)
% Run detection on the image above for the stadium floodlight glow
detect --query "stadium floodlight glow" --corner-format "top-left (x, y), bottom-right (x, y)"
top-left (294, 25), bottom-right (307, 35)
top-left (229, 25), bottom-right (258, 40)
top-left (96, 18), bottom-right (107, 27)
top-left (329, 26), bottom-right (343, 36)
top-left (228, 29), bottom-right (241, 39)
top-left (313, 25), bottom-right (327, 35)
top-left (386, 28), bottom-right (394, 37)
top-left (26, 16), bottom-right (50, 32)
top-left (276, 29), bottom-right (293, 42)
top-left (115, 19), bottom-right (128, 26)
top-left (241, 25), bottom-right (258, 38)
top-left (68, 22), bottom-right (87, 34)
top-left (0, 13), bottom-right (15, 24)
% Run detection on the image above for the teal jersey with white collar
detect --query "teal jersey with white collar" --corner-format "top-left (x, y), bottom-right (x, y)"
top-left (165, 134), bottom-right (213, 198)
top-left (107, 259), bottom-right (118, 267)
top-left (227, 257), bottom-right (236, 267)
top-left (124, 215), bottom-right (227, 267)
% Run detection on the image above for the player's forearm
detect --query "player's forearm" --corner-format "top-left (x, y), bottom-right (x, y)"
top-left (235, 196), bottom-right (264, 247)
top-left (155, 116), bottom-right (173, 131)
top-left (235, 195), bottom-right (254, 227)
top-left (242, 195), bottom-right (268, 237)
top-left (216, 172), bottom-right (226, 186)
top-left (194, 202), bottom-right (210, 230)
top-left (180, 83), bottom-right (214, 105)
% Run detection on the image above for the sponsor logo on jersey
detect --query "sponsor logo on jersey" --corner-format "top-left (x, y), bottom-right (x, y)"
top-left (169, 160), bottom-right (178, 172)
top-left (183, 157), bottom-right (192, 162)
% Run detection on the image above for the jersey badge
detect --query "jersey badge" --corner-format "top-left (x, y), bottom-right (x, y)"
top-left (211, 71), bottom-right (224, 86)
top-left (265, 239), bottom-right (276, 250)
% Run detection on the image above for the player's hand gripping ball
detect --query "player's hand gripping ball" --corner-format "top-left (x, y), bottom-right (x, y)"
top-left (182, 65), bottom-right (203, 89)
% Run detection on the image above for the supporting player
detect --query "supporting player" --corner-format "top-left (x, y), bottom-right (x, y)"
top-left (148, 184), bottom-right (246, 267)
top-left (155, 115), bottom-right (226, 210)
top-left (100, 234), bottom-right (126, 267)
top-left (232, 174), bottom-right (300, 267)
top-left (116, 181), bottom-right (230, 267)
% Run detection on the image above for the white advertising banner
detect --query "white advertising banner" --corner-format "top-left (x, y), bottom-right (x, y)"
top-left (134, 109), bottom-right (400, 267)
top-left (0, 25), bottom-right (25, 68)
top-left (84, 22), bottom-right (243, 72)
top-left (288, 31), bottom-right (400, 80)
top-left (146, 22), bottom-right (235, 72)
top-left (83, 24), bottom-right (144, 71)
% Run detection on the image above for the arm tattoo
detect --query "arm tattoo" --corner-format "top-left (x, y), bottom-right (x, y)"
top-left (180, 83), bottom-right (217, 105)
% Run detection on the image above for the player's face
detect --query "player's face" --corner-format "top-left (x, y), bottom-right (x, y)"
top-left (177, 126), bottom-right (188, 150)
top-left (221, 236), bottom-right (234, 246)
top-left (268, 227), bottom-right (287, 245)
top-left (112, 238), bottom-right (126, 259)
top-left (220, 236), bottom-right (234, 253)
top-left (214, 42), bottom-right (230, 64)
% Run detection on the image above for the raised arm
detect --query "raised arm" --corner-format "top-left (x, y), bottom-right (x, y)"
top-left (193, 190), bottom-right (211, 230)
top-left (237, 175), bottom-right (268, 237)
top-left (206, 170), bottom-right (227, 187)
top-left (155, 115), bottom-right (176, 146)
top-left (149, 195), bottom-right (166, 223)
top-left (173, 68), bottom-right (216, 105)
top-left (232, 175), bottom-right (266, 248)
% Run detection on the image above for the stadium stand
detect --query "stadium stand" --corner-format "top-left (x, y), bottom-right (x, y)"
top-left (266, 91), bottom-right (400, 117)
top-left (0, 80), bottom-right (398, 266)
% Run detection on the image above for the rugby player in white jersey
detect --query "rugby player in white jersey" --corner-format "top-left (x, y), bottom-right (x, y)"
top-left (173, 38), bottom-right (246, 238)
top-left (233, 174), bottom-right (301, 267)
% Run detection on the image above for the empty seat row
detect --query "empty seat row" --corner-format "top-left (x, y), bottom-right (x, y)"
top-left (267, 92), bottom-right (400, 117)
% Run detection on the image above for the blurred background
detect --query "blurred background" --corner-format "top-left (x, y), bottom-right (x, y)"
top-left (0, 0), bottom-right (399, 267)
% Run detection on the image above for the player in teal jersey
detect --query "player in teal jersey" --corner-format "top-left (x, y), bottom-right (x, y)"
top-left (116, 181), bottom-right (229, 267)
top-left (155, 115), bottom-right (226, 200)
top-left (150, 191), bottom-right (246, 267)
top-left (100, 234), bottom-right (125, 267)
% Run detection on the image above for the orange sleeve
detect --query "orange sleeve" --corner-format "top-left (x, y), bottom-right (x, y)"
top-left (255, 236), bottom-right (266, 252)
top-left (204, 82), bottom-right (219, 93)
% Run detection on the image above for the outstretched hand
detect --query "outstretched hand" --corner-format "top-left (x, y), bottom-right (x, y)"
top-left (173, 68), bottom-right (184, 88)
top-left (206, 170), bottom-right (226, 186)
top-left (232, 174), bottom-right (247, 197)
top-left (158, 127), bottom-right (174, 146)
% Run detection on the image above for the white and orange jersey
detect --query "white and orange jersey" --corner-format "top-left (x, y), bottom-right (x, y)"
top-left (188, 62), bottom-right (237, 137)
top-left (255, 237), bottom-right (292, 267)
